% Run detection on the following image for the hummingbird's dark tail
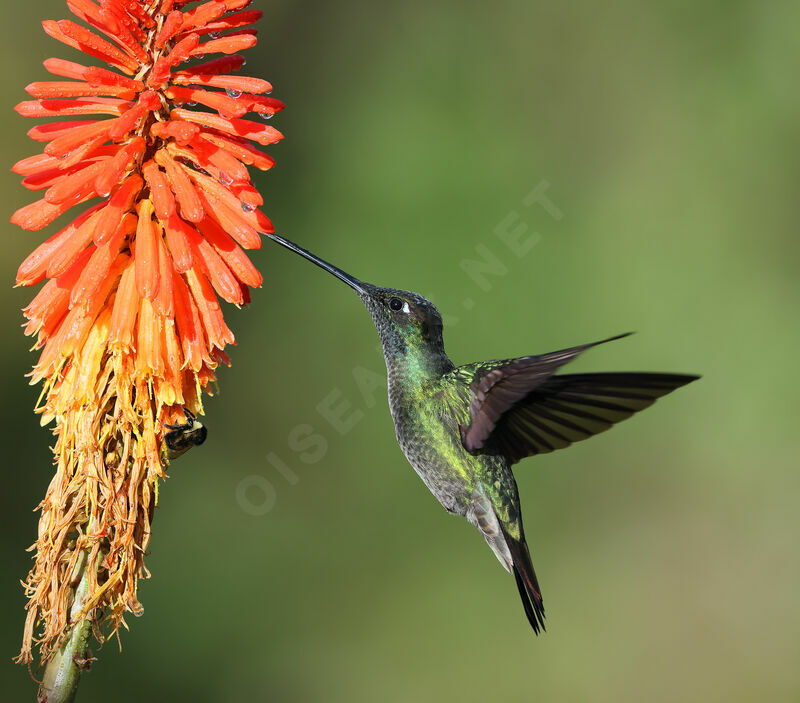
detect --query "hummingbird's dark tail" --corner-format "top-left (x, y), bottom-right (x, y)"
top-left (505, 533), bottom-right (546, 634)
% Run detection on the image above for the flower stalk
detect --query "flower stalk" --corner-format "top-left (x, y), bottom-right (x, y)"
top-left (37, 552), bottom-right (93, 703)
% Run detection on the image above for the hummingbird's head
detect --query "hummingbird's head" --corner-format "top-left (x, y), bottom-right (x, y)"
top-left (266, 233), bottom-right (446, 358)
top-left (356, 285), bottom-right (445, 357)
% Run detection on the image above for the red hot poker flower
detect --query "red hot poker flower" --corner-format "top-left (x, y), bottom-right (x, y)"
top-left (12, 0), bottom-right (283, 668)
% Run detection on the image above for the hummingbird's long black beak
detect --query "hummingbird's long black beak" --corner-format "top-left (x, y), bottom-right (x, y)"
top-left (266, 233), bottom-right (367, 294)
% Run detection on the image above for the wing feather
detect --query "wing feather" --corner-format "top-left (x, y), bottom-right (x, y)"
top-left (460, 333), bottom-right (632, 451)
top-left (444, 333), bottom-right (698, 465)
top-left (494, 372), bottom-right (699, 464)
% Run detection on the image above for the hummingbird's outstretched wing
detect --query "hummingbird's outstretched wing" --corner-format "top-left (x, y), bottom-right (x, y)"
top-left (456, 333), bottom-right (632, 452)
top-left (492, 373), bottom-right (698, 463)
top-left (452, 334), bottom-right (698, 462)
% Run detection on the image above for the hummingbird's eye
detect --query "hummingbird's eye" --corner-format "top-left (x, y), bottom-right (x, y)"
top-left (388, 297), bottom-right (405, 312)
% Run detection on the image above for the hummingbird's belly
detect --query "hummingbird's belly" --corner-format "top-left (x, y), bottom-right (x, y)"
top-left (392, 412), bottom-right (479, 516)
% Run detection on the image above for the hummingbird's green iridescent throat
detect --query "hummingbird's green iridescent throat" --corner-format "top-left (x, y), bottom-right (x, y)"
top-left (266, 232), bottom-right (700, 634)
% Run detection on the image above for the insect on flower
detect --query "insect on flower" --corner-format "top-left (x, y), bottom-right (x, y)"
top-left (11, 0), bottom-right (283, 671)
top-left (163, 408), bottom-right (208, 459)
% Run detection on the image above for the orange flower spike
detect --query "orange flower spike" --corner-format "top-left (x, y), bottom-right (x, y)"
top-left (108, 89), bottom-right (160, 140)
top-left (55, 140), bottom-right (110, 175)
top-left (200, 131), bottom-right (276, 171)
top-left (180, 0), bottom-right (228, 30)
top-left (45, 207), bottom-right (105, 277)
top-left (134, 199), bottom-right (160, 300)
top-left (142, 160), bottom-right (176, 221)
top-left (184, 267), bottom-right (235, 350)
top-left (71, 307), bottom-right (113, 406)
top-left (12, 196), bottom-right (83, 231)
top-left (55, 18), bottom-right (140, 69)
top-left (43, 57), bottom-right (142, 90)
top-left (154, 233), bottom-right (175, 318)
top-left (172, 53), bottom-right (247, 79)
top-left (45, 120), bottom-right (115, 159)
top-left (11, 0), bottom-right (283, 675)
top-left (196, 188), bottom-right (262, 249)
top-left (197, 217), bottom-right (263, 289)
top-left (231, 183), bottom-right (264, 211)
top-left (108, 260), bottom-right (139, 350)
top-left (23, 279), bottom-right (70, 343)
top-left (171, 107), bottom-right (283, 145)
top-left (84, 65), bottom-right (145, 92)
top-left (150, 119), bottom-right (201, 143)
top-left (59, 254), bottom-right (128, 358)
top-left (165, 85), bottom-right (249, 119)
top-left (155, 150), bottom-right (205, 223)
top-left (13, 151), bottom-right (69, 175)
top-left (192, 9), bottom-right (264, 37)
top-left (71, 213), bottom-right (137, 306)
top-left (154, 10), bottom-right (184, 50)
top-left (67, 0), bottom-right (130, 40)
top-left (136, 297), bottom-right (164, 377)
top-left (224, 0), bottom-right (254, 10)
top-left (25, 80), bottom-right (138, 100)
top-left (42, 57), bottom-right (90, 80)
top-left (148, 34), bottom-right (200, 87)
top-left (44, 160), bottom-right (108, 205)
top-left (186, 224), bottom-right (245, 305)
top-left (28, 120), bottom-right (88, 143)
top-left (171, 267), bottom-right (207, 371)
top-left (94, 173), bottom-right (144, 243)
top-left (17, 225), bottom-right (78, 286)
top-left (171, 70), bottom-right (272, 96)
top-left (183, 134), bottom-right (250, 183)
top-left (186, 167), bottom-right (270, 241)
top-left (94, 137), bottom-right (146, 198)
top-left (190, 32), bottom-right (257, 57)
top-left (98, 15), bottom-right (151, 66)
top-left (243, 94), bottom-right (285, 117)
top-left (21, 161), bottom-right (100, 192)
top-left (163, 213), bottom-right (196, 272)
top-left (15, 96), bottom-right (131, 119)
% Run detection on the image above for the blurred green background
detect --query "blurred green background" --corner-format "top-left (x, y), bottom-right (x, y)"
top-left (1, 1), bottom-right (798, 701)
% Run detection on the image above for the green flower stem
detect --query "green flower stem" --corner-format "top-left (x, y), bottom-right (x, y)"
top-left (38, 552), bottom-right (92, 703)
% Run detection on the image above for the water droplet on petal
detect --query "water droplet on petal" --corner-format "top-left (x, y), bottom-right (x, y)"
top-left (187, 101), bottom-right (197, 107)
top-left (258, 112), bottom-right (273, 120)
top-left (226, 89), bottom-right (242, 99)
top-left (209, 32), bottom-right (221, 39)
top-left (241, 202), bottom-right (255, 213)
top-left (219, 172), bottom-right (233, 185)
top-left (195, 54), bottom-right (205, 60)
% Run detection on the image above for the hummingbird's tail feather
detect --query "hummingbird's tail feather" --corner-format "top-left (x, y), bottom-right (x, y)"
top-left (468, 488), bottom-right (514, 572)
top-left (505, 533), bottom-right (546, 634)
top-left (469, 485), bottom-right (545, 632)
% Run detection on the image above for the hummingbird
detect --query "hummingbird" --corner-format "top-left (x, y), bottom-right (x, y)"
top-left (266, 232), bottom-right (699, 633)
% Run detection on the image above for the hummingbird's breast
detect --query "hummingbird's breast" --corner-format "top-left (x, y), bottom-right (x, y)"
top-left (386, 370), bottom-right (505, 517)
